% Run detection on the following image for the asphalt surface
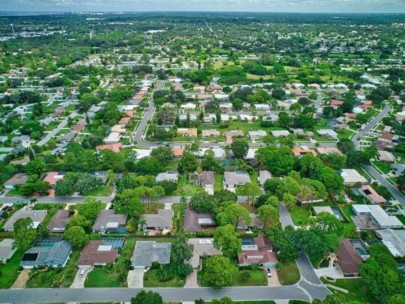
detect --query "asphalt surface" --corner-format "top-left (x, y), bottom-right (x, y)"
top-left (350, 102), bottom-right (405, 206)
top-left (0, 196), bottom-right (113, 204)
top-left (0, 286), bottom-right (311, 303)
top-left (279, 203), bottom-right (295, 229)
top-left (37, 111), bottom-right (77, 147)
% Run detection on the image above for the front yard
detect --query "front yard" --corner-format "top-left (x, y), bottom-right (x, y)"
top-left (277, 262), bottom-right (300, 285)
top-left (0, 249), bottom-right (25, 288)
top-left (321, 278), bottom-right (371, 303)
top-left (143, 268), bottom-right (185, 287)
top-left (289, 206), bottom-right (311, 226)
top-left (232, 269), bottom-right (267, 286)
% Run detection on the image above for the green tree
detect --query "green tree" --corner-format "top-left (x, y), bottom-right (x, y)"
top-left (151, 146), bottom-right (174, 163)
top-left (217, 203), bottom-right (251, 230)
top-left (316, 167), bottom-right (343, 194)
top-left (214, 225), bottom-right (242, 258)
top-left (178, 151), bottom-right (199, 174)
top-left (267, 226), bottom-right (299, 263)
top-left (298, 154), bottom-right (325, 179)
top-left (235, 182), bottom-right (262, 204)
top-left (231, 139), bottom-right (249, 159)
top-left (337, 138), bottom-right (355, 154)
top-left (257, 204), bottom-right (279, 227)
top-left (190, 193), bottom-right (217, 213)
top-left (257, 146), bottom-right (295, 176)
top-left (310, 212), bottom-right (343, 236)
top-left (131, 291), bottom-right (163, 304)
top-left (25, 158), bottom-right (46, 176)
top-left (202, 255), bottom-right (238, 289)
top-left (165, 234), bottom-right (193, 277)
top-left (64, 226), bottom-right (88, 248)
top-left (14, 217), bottom-right (37, 250)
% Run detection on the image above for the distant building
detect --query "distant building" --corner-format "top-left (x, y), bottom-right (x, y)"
top-left (92, 210), bottom-right (128, 234)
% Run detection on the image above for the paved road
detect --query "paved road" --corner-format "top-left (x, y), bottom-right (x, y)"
top-left (364, 165), bottom-right (405, 206)
top-left (279, 203), bottom-right (294, 229)
top-left (350, 102), bottom-right (405, 206)
top-left (352, 103), bottom-right (390, 150)
top-left (0, 196), bottom-right (113, 204)
top-left (37, 111), bottom-right (77, 147)
top-left (0, 286), bottom-right (312, 303)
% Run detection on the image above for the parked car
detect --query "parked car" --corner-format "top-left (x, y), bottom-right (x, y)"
top-left (266, 268), bottom-right (272, 277)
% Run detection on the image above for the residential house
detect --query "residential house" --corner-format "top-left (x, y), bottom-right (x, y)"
top-left (224, 130), bottom-right (244, 143)
top-left (337, 239), bottom-right (362, 277)
top-left (42, 171), bottom-right (65, 188)
top-left (360, 185), bottom-right (386, 204)
top-left (223, 171), bottom-right (251, 192)
top-left (189, 171), bottom-right (215, 194)
top-left (172, 147), bottom-right (184, 158)
top-left (141, 209), bottom-right (173, 231)
top-left (258, 170), bottom-right (272, 187)
top-left (271, 130), bottom-right (290, 137)
top-left (131, 241), bottom-right (171, 268)
top-left (187, 238), bottom-right (221, 269)
top-left (184, 209), bottom-right (216, 233)
top-left (96, 143), bottom-right (123, 153)
top-left (20, 238), bottom-right (72, 269)
top-left (4, 208), bottom-right (47, 231)
top-left (77, 240), bottom-right (121, 267)
top-left (202, 130), bottom-right (220, 138)
top-left (238, 236), bottom-right (278, 267)
top-left (219, 103), bottom-right (233, 113)
top-left (352, 205), bottom-right (403, 229)
top-left (377, 150), bottom-right (396, 163)
top-left (0, 239), bottom-right (16, 262)
top-left (248, 130), bottom-right (267, 140)
top-left (340, 169), bottom-right (368, 185)
top-left (92, 210), bottom-right (128, 234)
top-left (4, 173), bottom-right (28, 189)
top-left (48, 210), bottom-right (71, 233)
top-left (111, 124), bottom-right (126, 134)
top-left (317, 129), bottom-right (338, 140)
top-left (292, 146), bottom-right (317, 157)
top-left (156, 171), bottom-right (179, 182)
top-left (177, 128), bottom-right (197, 138)
top-left (103, 132), bottom-right (121, 144)
top-left (376, 229), bottom-right (405, 257)
top-left (237, 213), bottom-right (264, 230)
top-left (316, 147), bottom-right (342, 155)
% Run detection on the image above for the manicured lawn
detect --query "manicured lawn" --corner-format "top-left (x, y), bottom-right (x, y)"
top-left (85, 267), bottom-right (123, 287)
top-left (26, 250), bottom-right (79, 288)
top-left (371, 160), bottom-right (392, 174)
top-left (337, 129), bottom-right (354, 140)
top-left (232, 269), bottom-right (267, 286)
top-left (144, 268), bottom-right (185, 287)
top-left (214, 174), bottom-right (224, 193)
top-left (289, 206), bottom-right (311, 226)
top-left (83, 185), bottom-right (113, 197)
top-left (173, 203), bottom-right (187, 233)
top-left (278, 262), bottom-right (300, 285)
top-left (6, 188), bottom-right (25, 197)
top-left (0, 249), bottom-right (25, 288)
top-left (321, 278), bottom-right (371, 303)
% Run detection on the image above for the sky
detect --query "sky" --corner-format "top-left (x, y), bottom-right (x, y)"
top-left (1, 0), bottom-right (405, 13)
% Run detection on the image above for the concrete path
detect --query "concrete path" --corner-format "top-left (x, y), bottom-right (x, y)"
top-left (184, 270), bottom-right (199, 288)
top-left (11, 269), bottom-right (30, 289)
top-left (70, 267), bottom-right (90, 288)
top-left (127, 269), bottom-right (144, 288)
top-left (267, 267), bottom-right (281, 286)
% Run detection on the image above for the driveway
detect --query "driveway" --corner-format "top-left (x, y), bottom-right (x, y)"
top-left (127, 268), bottom-right (144, 288)
top-left (11, 269), bottom-right (30, 289)
top-left (315, 266), bottom-right (344, 279)
top-left (267, 267), bottom-right (281, 286)
top-left (70, 267), bottom-right (90, 288)
top-left (185, 269), bottom-right (199, 288)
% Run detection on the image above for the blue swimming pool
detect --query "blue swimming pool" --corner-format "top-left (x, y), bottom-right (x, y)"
top-left (242, 238), bottom-right (254, 245)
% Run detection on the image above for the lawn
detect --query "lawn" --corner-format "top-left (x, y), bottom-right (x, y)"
top-left (232, 269), bottom-right (267, 286)
top-left (278, 262), bottom-right (300, 285)
top-left (321, 278), bottom-right (371, 303)
top-left (26, 250), bottom-right (79, 288)
top-left (371, 160), bottom-right (392, 174)
top-left (289, 206), bottom-right (311, 226)
top-left (85, 267), bottom-right (123, 287)
top-left (173, 203), bottom-right (187, 233)
top-left (0, 249), bottom-right (24, 288)
top-left (214, 174), bottom-right (224, 193)
top-left (144, 268), bottom-right (185, 287)
top-left (174, 175), bottom-right (204, 196)
top-left (83, 185), bottom-right (113, 197)
top-left (85, 238), bottom-right (136, 287)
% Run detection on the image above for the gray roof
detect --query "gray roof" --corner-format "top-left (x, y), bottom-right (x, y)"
top-left (184, 209), bottom-right (215, 233)
top-left (156, 171), bottom-right (179, 182)
top-left (3, 208), bottom-right (47, 231)
top-left (132, 241), bottom-right (171, 267)
top-left (142, 209), bottom-right (173, 229)
top-left (224, 171), bottom-right (251, 186)
top-left (20, 239), bottom-right (72, 268)
top-left (92, 210), bottom-right (128, 232)
top-left (48, 210), bottom-right (71, 232)
top-left (198, 171), bottom-right (215, 186)
top-left (0, 239), bottom-right (16, 261)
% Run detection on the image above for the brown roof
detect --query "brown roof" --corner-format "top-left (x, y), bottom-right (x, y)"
top-left (238, 251), bottom-right (278, 265)
top-left (184, 209), bottom-right (215, 233)
top-left (48, 210), bottom-right (71, 232)
top-left (337, 239), bottom-right (362, 275)
top-left (379, 131), bottom-right (394, 141)
top-left (77, 240), bottom-right (119, 266)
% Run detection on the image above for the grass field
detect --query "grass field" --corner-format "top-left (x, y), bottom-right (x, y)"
top-left (144, 268), bottom-right (185, 287)
top-left (0, 249), bottom-right (24, 288)
top-left (278, 262), bottom-right (301, 285)
top-left (371, 160), bottom-right (392, 174)
top-left (83, 185), bottom-right (113, 197)
top-left (214, 174), bottom-right (224, 192)
top-left (289, 206), bottom-right (311, 226)
top-left (321, 278), bottom-right (371, 303)
top-left (232, 269), bottom-right (267, 286)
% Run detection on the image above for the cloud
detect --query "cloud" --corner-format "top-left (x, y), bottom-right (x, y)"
top-left (2, 0), bottom-right (405, 13)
